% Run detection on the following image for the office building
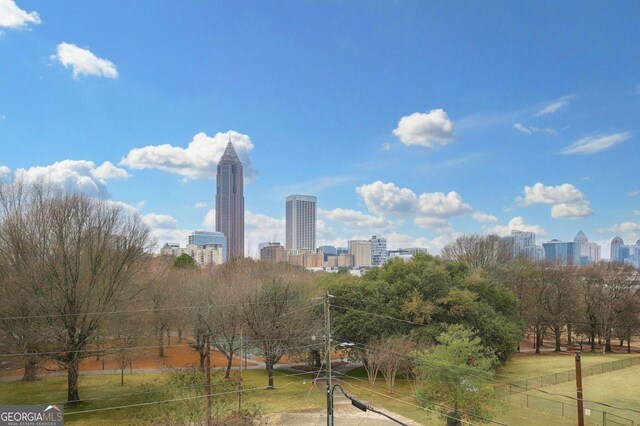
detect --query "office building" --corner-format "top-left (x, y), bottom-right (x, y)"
top-left (216, 138), bottom-right (244, 258)
top-left (285, 195), bottom-right (317, 252)
top-left (573, 230), bottom-right (600, 265)
top-left (260, 242), bottom-right (285, 263)
top-left (189, 231), bottom-right (227, 262)
top-left (611, 236), bottom-right (629, 263)
top-left (318, 245), bottom-right (337, 261)
top-left (370, 235), bottom-right (388, 266)
top-left (160, 243), bottom-right (224, 267)
top-left (348, 240), bottom-right (372, 268)
top-left (542, 239), bottom-right (579, 265)
top-left (500, 230), bottom-right (544, 261)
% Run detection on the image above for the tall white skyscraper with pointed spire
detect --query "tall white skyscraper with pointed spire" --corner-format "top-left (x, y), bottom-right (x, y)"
top-left (216, 136), bottom-right (244, 258)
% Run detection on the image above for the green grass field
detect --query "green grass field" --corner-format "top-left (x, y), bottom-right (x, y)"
top-left (2, 353), bottom-right (639, 425)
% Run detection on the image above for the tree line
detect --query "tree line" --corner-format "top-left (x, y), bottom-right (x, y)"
top-left (1, 181), bottom-right (638, 424)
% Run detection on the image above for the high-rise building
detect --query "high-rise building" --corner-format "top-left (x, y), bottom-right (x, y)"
top-left (500, 230), bottom-right (543, 260)
top-left (542, 239), bottom-right (579, 265)
top-left (285, 195), bottom-right (316, 252)
top-left (370, 235), bottom-right (388, 266)
top-left (573, 230), bottom-right (600, 265)
top-left (611, 236), bottom-right (629, 263)
top-left (189, 231), bottom-right (227, 262)
top-left (216, 138), bottom-right (244, 259)
top-left (348, 240), bottom-right (372, 268)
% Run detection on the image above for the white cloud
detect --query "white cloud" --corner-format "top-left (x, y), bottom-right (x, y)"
top-left (417, 191), bottom-right (472, 218)
top-left (142, 213), bottom-right (177, 229)
top-left (194, 202), bottom-right (211, 209)
top-left (513, 123), bottom-right (557, 135)
top-left (516, 182), bottom-right (593, 219)
top-left (629, 190), bottom-right (640, 197)
top-left (561, 132), bottom-right (631, 155)
top-left (393, 109), bottom-right (455, 148)
top-left (513, 123), bottom-right (532, 134)
top-left (472, 211), bottom-right (498, 223)
top-left (202, 209), bottom-right (216, 228)
top-left (245, 211), bottom-right (285, 257)
top-left (598, 222), bottom-right (640, 244)
top-left (121, 130), bottom-right (256, 180)
top-left (320, 208), bottom-right (391, 229)
top-left (536, 95), bottom-right (574, 116)
top-left (413, 216), bottom-right (450, 229)
top-left (92, 161), bottom-right (130, 179)
top-left (0, 165), bottom-right (10, 178)
top-left (15, 160), bottom-right (129, 198)
top-left (356, 181), bottom-right (418, 216)
top-left (487, 216), bottom-right (547, 237)
top-left (357, 181), bottom-right (473, 230)
top-left (386, 231), bottom-right (455, 255)
top-left (633, 210), bottom-right (640, 217)
top-left (150, 228), bottom-right (191, 250)
top-left (382, 143), bottom-right (392, 151)
top-left (0, 0), bottom-right (40, 29)
top-left (51, 42), bottom-right (118, 79)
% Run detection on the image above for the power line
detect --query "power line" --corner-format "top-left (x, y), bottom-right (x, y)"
top-left (0, 339), bottom-right (323, 359)
top-left (336, 337), bottom-right (640, 416)
top-left (28, 369), bottom-right (316, 407)
top-left (63, 377), bottom-right (313, 416)
top-left (0, 297), bottom-right (319, 321)
top-left (333, 370), bottom-right (508, 426)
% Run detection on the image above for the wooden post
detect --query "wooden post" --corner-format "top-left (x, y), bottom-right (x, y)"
top-left (575, 353), bottom-right (585, 426)
top-left (205, 335), bottom-right (212, 426)
top-left (238, 329), bottom-right (243, 413)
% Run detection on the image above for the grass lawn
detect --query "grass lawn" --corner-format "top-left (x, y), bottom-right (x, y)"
top-left (2, 354), bottom-right (639, 425)
top-left (495, 353), bottom-right (640, 426)
top-left (504, 364), bottom-right (640, 425)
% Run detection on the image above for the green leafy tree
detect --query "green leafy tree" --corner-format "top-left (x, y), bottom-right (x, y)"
top-left (414, 324), bottom-right (498, 425)
top-left (173, 253), bottom-right (196, 269)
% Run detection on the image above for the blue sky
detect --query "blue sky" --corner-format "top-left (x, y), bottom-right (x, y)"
top-left (1, 0), bottom-right (639, 256)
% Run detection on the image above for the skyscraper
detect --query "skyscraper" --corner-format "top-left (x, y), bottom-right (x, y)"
top-left (348, 240), bottom-right (372, 268)
top-left (216, 138), bottom-right (244, 258)
top-left (370, 235), bottom-right (388, 266)
top-left (285, 195), bottom-right (316, 252)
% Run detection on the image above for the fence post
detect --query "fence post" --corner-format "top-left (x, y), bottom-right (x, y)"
top-left (526, 394), bottom-right (529, 408)
top-left (602, 411), bottom-right (606, 426)
top-left (561, 402), bottom-right (564, 418)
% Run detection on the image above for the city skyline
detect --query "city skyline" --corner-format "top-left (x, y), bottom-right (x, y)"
top-left (1, 1), bottom-right (639, 257)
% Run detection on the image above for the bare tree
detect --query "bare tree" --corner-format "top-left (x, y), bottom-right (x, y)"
top-left (0, 181), bottom-right (153, 402)
top-left (189, 263), bottom-right (245, 379)
top-left (378, 336), bottom-right (415, 391)
top-left (239, 260), bottom-right (317, 389)
top-left (441, 234), bottom-right (512, 272)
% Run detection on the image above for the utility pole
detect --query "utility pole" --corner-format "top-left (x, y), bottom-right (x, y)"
top-left (325, 294), bottom-right (333, 426)
top-left (575, 352), bottom-right (584, 426)
top-left (238, 328), bottom-right (243, 413)
top-left (205, 335), bottom-right (212, 426)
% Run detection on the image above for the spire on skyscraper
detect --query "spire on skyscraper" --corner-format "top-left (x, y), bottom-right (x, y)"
top-left (216, 133), bottom-right (244, 259)
top-left (220, 134), bottom-right (241, 164)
